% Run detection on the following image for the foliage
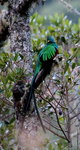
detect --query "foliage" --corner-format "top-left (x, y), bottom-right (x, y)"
top-left (0, 13), bottom-right (80, 149)
top-left (30, 13), bottom-right (80, 69)
top-left (39, 0), bottom-right (80, 23)
top-left (48, 139), bottom-right (68, 150)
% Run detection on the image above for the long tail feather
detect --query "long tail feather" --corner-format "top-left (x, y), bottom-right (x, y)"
top-left (23, 75), bottom-right (37, 114)
top-left (23, 86), bottom-right (33, 114)
top-left (32, 92), bottom-right (46, 132)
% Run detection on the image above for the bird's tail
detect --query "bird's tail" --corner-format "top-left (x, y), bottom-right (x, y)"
top-left (23, 75), bottom-right (37, 114)
top-left (23, 76), bottom-right (45, 132)
top-left (23, 86), bottom-right (33, 114)
top-left (32, 92), bottom-right (45, 132)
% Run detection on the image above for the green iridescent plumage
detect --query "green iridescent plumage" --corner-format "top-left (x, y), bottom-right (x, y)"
top-left (34, 43), bottom-right (57, 76)
top-left (23, 36), bottom-right (59, 131)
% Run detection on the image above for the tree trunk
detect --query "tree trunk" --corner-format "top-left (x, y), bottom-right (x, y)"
top-left (8, 1), bottom-right (51, 149)
top-left (9, 1), bottom-right (33, 81)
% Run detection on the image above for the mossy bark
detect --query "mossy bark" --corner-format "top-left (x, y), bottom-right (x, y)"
top-left (8, 1), bottom-right (50, 149)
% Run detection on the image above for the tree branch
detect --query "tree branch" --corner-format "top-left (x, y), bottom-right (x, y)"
top-left (0, 96), bottom-right (13, 107)
top-left (45, 125), bottom-right (67, 140)
top-left (59, 0), bottom-right (80, 16)
top-left (0, 112), bottom-right (14, 122)
top-left (71, 112), bottom-right (80, 120)
top-left (43, 118), bottom-right (67, 132)
top-left (45, 84), bottom-right (68, 109)
top-left (38, 93), bottom-right (69, 142)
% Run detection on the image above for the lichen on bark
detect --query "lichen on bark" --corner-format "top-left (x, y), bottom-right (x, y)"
top-left (8, 0), bottom-right (34, 81)
top-left (8, 1), bottom-right (50, 149)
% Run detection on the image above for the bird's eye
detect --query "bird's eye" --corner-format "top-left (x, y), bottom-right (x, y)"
top-left (47, 40), bottom-right (50, 43)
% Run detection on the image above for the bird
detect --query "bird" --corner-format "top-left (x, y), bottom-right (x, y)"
top-left (23, 36), bottom-right (59, 130)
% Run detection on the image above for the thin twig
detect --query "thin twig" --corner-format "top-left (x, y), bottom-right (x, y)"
top-left (59, 0), bottom-right (80, 16)
top-left (45, 84), bottom-right (68, 109)
top-left (0, 112), bottom-right (15, 121)
top-left (0, 96), bottom-right (13, 107)
top-left (54, 107), bottom-right (69, 142)
top-left (45, 125), bottom-right (67, 140)
top-left (39, 94), bottom-right (66, 126)
top-left (70, 112), bottom-right (80, 121)
top-left (38, 94), bottom-right (69, 142)
top-left (43, 118), bottom-right (67, 132)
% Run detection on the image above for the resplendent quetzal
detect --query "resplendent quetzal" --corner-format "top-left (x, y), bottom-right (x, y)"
top-left (23, 36), bottom-right (59, 130)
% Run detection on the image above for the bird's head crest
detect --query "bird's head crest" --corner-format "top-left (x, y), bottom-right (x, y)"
top-left (47, 36), bottom-right (55, 43)
top-left (47, 36), bottom-right (58, 49)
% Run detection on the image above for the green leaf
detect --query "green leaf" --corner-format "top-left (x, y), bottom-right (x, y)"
top-left (72, 62), bottom-right (76, 69)
top-left (9, 117), bottom-right (15, 124)
top-left (14, 53), bottom-right (19, 61)
top-left (64, 62), bottom-right (69, 73)
top-left (48, 144), bottom-right (54, 150)
top-left (64, 51), bottom-right (69, 58)
top-left (7, 75), bottom-right (14, 81)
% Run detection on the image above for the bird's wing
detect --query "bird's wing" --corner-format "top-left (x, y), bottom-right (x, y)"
top-left (34, 44), bottom-right (56, 76)
top-left (39, 45), bottom-right (56, 61)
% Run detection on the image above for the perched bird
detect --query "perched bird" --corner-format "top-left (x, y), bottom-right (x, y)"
top-left (23, 36), bottom-right (59, 130)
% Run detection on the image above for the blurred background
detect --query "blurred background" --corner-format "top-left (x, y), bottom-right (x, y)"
top-left (38, 0), bottom-right (80, 23)
top-left (0, 0), bottom-right (80, 149)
